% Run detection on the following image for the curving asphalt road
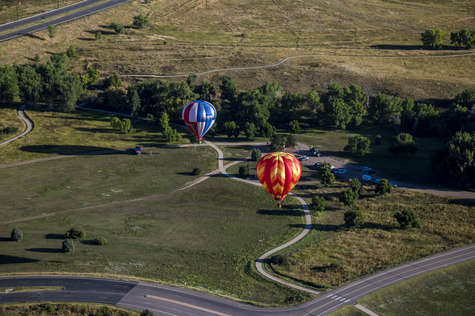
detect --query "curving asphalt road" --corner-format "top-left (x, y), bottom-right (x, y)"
top-left (0, 245), bottom-right (473, 315)
top-left (0, 0), bottom-right (130, 42)
top-left (0, 107), bottom-right (33, 147)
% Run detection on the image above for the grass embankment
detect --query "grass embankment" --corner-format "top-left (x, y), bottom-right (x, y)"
top-left (0, 0), bottom-right (473, 99)
top-left (269, 185), bottom-right (474, 290)
top-left (0, 109), bottom-right (192, 164)
top-left (358, 259), bottom-right (475, 316)
top-left (0, 286), bottom-right (63, 293)
top-left (328, 306), bottom-right (366, 316)
top-left (0, 176), bottom-right (309, 305)
top-left (0, 108), bottom-right (24, 143)
top-left (0, 302), bottom-right (137, 316)
top-left (0, 0), bottom-right (82, 25)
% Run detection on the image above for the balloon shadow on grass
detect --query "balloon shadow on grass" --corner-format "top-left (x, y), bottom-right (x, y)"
top-left (258, 209), bottom-right (305, 216)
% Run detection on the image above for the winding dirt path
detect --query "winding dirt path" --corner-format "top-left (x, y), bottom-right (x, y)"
top-left (0, 107), bottom-right (33, 147)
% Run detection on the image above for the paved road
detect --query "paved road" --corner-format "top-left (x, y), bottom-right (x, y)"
top-left (0, 0), bottom-right (130, 42)
top-left (0, 245), bottom-right (473, 315)
top-left (0, 107), bottom-right (33, 147)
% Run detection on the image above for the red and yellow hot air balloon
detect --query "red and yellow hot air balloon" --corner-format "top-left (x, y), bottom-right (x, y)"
top-left (256, 152), bottom-right (302, 205)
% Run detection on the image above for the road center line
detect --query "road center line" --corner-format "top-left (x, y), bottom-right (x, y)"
top-left (145, 294), bottom-right (231, 316)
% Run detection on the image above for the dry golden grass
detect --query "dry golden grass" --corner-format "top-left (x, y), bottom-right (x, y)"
top-left (271, 189), bottom-right (475, 289)
top-left (0, 0), bottom-right (474, 99)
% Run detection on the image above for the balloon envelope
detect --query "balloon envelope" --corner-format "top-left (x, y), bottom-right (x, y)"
top-left (182, 100), bottom-right (217, 141)
top-left (256, 152), bottom-right (301, 201)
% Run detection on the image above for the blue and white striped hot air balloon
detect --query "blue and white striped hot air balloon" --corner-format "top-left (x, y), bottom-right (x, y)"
top-left (182, 100), bottom-right (217, 142)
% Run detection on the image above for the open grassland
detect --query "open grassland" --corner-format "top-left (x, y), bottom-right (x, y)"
top-left (0, 302), bottom-right (137, 316)
top-left (0, 0), bottom-right (474, 100)
top-left (0, 177), bottom-right (308, 305)
top-left (328, 305), bottom-right (366, 316)
top-left (358, 259), bottom-right (475, 316)
top-left (296, 128), bottom-right (445, 185)
top-left (0, 108), bottom-right (193, 164)
top-left (0, 146), bottom-right (215, 222)
top-left (0, 108), bottom-right (23, 142)
top-left (269, 186), bottom-right (474, 290)
top-left (0, 0), bottom-right (82, 25)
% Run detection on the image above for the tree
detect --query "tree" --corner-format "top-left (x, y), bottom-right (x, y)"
top-left (320, 162), bottom-right (335, 186)
top-left (289, 120), bottom-right (300, 133)
top-left (369, 93), bottom-right (403, 125)
top-left (344, 136), bottom-right (370, 156)
top-left (224, 121), bottom-right (239, 138)
top-left (140, 310), bottom-right (155, 316)
top-left (286, 134), bottom-right (296, 148)
top-left (433, 131), bottom-right (475, 188)
top-left (251, 148), bottom-right (262, 161)
top-left (326, 96), bottom-right (352, 129)
top-left (48, 25), bottom-right (57, 38)
top-left (159, 112), bottom-right (169, 133)
top-left (450, 29), bottom-right (475, 49)
top-left (65, 227), bottom-right (85, 239)
top-left (133, 14), bottom-right (149, 29)
top-left (95, 31), bottom-right (102, 40)
top-left (110, 23), bottom-right (124, 34)
top-left (421, 29), bottom-right (445, 49)
top-left (454, 88), bottom-right (475, 109)
top-left (244, 122), bottom-right (257, 140)
top-left (348, 178), bottom-right (362, 195)
top-left (15, 65), bottom-right (41, 104)
top-left (389, 133), bottom-right (418, 155)
top-left (261, 122), bottom-right (276, 139)
top-left (271, 134), bottom-right (285, 151)
top-left (0, 65), bottom-right (19, 103)
top-left (104, 73), bottom-right (121, 89)
top-left (163, 126), bottom-right (182, 143)
top-left (345, 84), bottom-right (367, 127)
top-left (62, 239), bottom-right (75, 253)
top-left (57, 75), bottom-right (82, 112)
top-left (376, 179), bottom-right (392, 195)
top-left (194, 80), bottom-right (216, 100)
top-left (11, 228), bottom-right (23, 241)
top-left (311, 196), bottom-right (325, 213)
top-left (344, 210), bottom-right (364, 227)
top-left (340, 189), bottom-right (358, 206)
top-left (66, 45), bottom-right (78, 58)
top-left (394, 209), bottom-right (419, 228)
top-left (128, 88), bottom-right (141, 118)
top-left (374, 134), bottom-right (383, 145)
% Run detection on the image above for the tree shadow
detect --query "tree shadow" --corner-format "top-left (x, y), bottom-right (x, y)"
top-left (74, 127), bottom-right (117, 134)
top-left (361, 222), bottom-right (395, 230)
top-left (78, 37), bottom-right (95, 41)
top-left (290, 223), bottom-right (342, 231)
top-left (45, 233), bottom-right (65, 240)
top-left (86, 29), bottom-right (116, 36)
top-left (176, 172), bottom-right (195, 176)
top-left (370, 44), bottom-right (462, 51)
top-left (80, 240), bottom-right (98, 245)
top-left (0, 255), bottom-right (40, 264)
top-left (295, 184), bottom-right (317, 190)
top-left (20, 145), bottom-right (124, 155)
top-left (26, 248), bottom-right (62, 253)
top-left (0, 237), bottom-right (12, 242)
top-left (448, 198), bottom-right (475, 207)
top-left (24, 33), bottom-right (45, 41)
top-left (257, 209), bottom-right (305, 216)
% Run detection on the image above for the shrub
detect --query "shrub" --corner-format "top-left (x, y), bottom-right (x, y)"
top-left (269, 254), bottom-right (288, 265)
top-left (1, 126), bottom-right (19, 134)
top-left (421, 29), bottom-right (445, 49)
top-left (141, 310), bottom-right (154, 316)
top-left (375, 179), bottom-right (392, 195)
top-left (348, 178), bottom-right (362, 195)
top-left (65, 227), bottom-right (85, 239)
top-left (48, 25), bottom-right (56, 38)
top-left (93, 236), bottom-right (107, 245)
top-left (110, 23), bottom-right (124, 34)
top-left (389, 133), bottom-right (418, 155)
top-left (163, 126), bottom-right (181, 143)
top-left (239, 165), bottom-right (249, 178)
top-left (62, 239), bottom-right (75, 253)
top-left (394, 209), bottom-right (420, 228)
top-left (289, 120), bottom-right (301, 133)
top-left (191, 168), bottom-right (201, 175)
top-left (104, 73), bottom-right (121, 89)
top-left (11, 228), bottom-right (23, 241)
top-left (66, 45), bottom-right (78, 58)
top-left (344, 210), bottom-right (364, 227)
top-left (133, 14), bottom-right (149, 29)
top-left (320, 163), bottom-right (335, 186)
top-left (251, 148), bottom-right (262, 161)
top-left (95, 31), bottom-right (102, 40)
top-left (244, 122), bottom-right (257, 140)
top-left (340, 189), bottom-right (358, 206)
top-left (311, 196), bottom-right (325, 213)
top-left (344, 136), bottom-right (371, 156)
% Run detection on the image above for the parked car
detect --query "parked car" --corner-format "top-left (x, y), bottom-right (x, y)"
top-left (299, 156), bottom-right (309, 161)
top-left (332, 168), bottom-right (347, 175)
top-left (309, 148), bottom-right (321, 157)
top-left (389, 181), bottom-right (399, 188)
top-left (313, 162), bottom-right (321, 169)
top-left (361, 166), bottom-right (376, 174)
top-left (361, 174), bottom-right (372, 182)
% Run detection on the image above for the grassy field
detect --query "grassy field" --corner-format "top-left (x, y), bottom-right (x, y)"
top-left (0, 108), bottom-right (195, 164)
top-left (0, 0), bottom-right (81, 25)
top-left (263, 184), bottom-right (474, 290)
top-left (0, 108), bottom-right (24, 143)
top-left (328, 305), bottom-right (366, 316)
top-left (358, 259), bottom-right (475, 316)
top-left (0, 174), bottom-right (308, 305)
top-left (0, 302), bottom-right (137, 316)
top-left (0, 0), bottom-right (473, 100)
